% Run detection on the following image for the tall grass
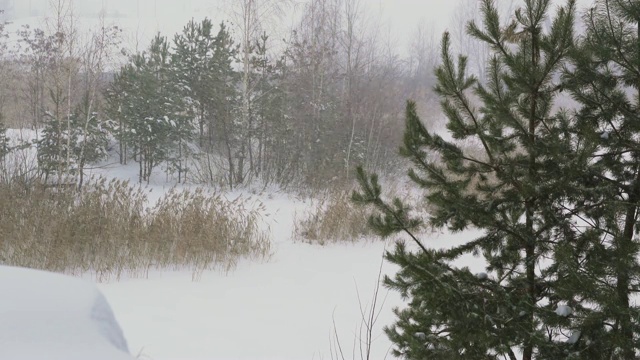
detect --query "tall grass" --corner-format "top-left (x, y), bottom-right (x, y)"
top-left (292, 177), bottom-right (431, 245)
top-left (293, 190), bottom-right (372, 245)
top-left (0, 178), bottom-right (270, 281)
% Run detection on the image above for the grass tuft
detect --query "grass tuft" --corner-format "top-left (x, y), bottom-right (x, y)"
top-left (293, 190), bottom-right (372, 245)
top-left (0, 178), bottom-right (270, 280)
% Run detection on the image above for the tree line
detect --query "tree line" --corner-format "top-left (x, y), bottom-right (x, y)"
top-left (0, 0), bottom-right (462, 189)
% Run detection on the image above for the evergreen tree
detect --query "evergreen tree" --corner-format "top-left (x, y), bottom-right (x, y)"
top-left (354, 1), bottom-right (578, 358)
top-left (37, 110), bottom-right (108, 183)
top-left (171, 20), bottom-right (240, 186)
top-left (209, 23), bottom-right (241, 187)
top-left (106, 34), bottom-right (188, 183)
top-left (37, 111), bottom-right (65, 181)
top-left (105, 64), bottom-right (133, 166)
top-left (172, 18), bottom-right (217, 149)
top-left (249, 32), bottom-right (288, 181)
top-left (561, 0), bottom-right (640, 357)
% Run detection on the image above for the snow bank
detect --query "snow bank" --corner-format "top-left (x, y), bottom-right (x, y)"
top-left (0, 266), bottom-right (132, 360)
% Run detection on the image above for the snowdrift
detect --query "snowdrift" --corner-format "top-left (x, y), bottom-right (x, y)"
top-left (0, 266), bottom-right (133, 360)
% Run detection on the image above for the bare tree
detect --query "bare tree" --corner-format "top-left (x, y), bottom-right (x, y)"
top-left (45, 0), bottom-right (80, 180)
top-left (405, 21), bottom-right (438, 94)
top-left (19, 0), bottom-right (119, 184)
top-left (341, 0), bottom-right (368, 179)
top-left (75, 11), bottom-right (121, 187)
top-left (227, 0), bottom-right (293, 182)
top-left (449, 0), bottom-right (517, 82)
top-left (278, 0), bottom-right (407, 187)
top-left (18, 26), bottom-right (55, 130)
top-left (400, 21), bottom-right (444, 135)
top-left (0, 9), bottom-right (16, 127)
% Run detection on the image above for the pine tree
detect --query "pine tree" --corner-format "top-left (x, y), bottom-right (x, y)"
top-left (560, 1), bottom-right (640, 357)
top-left (37, 110), bottom-right (108, 184)
top-left (283, 23), bottom-right (342, 185)
top-left (106, 34), bottom-right (188, 183)
top-left (171, 20), bottom-right (240, 186)
top-left (172, 18), bottom-right (217, 149)
top-left (249, 32), bottom-right (288, 181)
top-left (209, 22), bottom-right (241, 188)
top-left (74, 111), bottom-right (110, 187)
top-left (104, 65), bottom-right (133, 166)
top-left (353, 0), bottom-right (578, 358)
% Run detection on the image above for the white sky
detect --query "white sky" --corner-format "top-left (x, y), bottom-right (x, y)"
top-left (3, 0), bottom-right (471, 53)
top-left (5, 0), bottom-right (594, 55)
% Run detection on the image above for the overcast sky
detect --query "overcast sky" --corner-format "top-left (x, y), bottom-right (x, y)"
top-left (4, 0), bottom-right (593, 54)
top-left (2, 0), bottom-right (477, 51)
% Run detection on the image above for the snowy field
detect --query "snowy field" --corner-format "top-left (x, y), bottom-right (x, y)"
top-left (101, 239), bottom-right (397, 360)
top-left (2, 129), bottom-right (487, 360)
top-left (92, 182), bottom-right (405, 360)
top-left (92, 186), bottom-right (485, 360)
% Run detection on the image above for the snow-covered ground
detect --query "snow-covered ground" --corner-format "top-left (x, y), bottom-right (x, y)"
top-left (1, 128), bottom-right (488, 359)
top-left (100, 240), bottom-right (397, 360)
top-left (93, 187), bottom-right (485, 360)
top-left (94, 184), bottom-right (404, 360)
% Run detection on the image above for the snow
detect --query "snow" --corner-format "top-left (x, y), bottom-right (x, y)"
top-left (0, 129), bottom-right (491, 360)
top-left (98, 206), bottom-right (402, 359)
top-left (0, 266), bottom-right (132, 360)
top-left (88, 186), bottom-right (486, 359)
top-left (555, 305), bottom-right (573, 317)
top-left (567, 331), bottom-right (581, 344)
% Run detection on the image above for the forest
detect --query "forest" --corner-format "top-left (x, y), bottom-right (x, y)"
top-left (0, 0), bottom-right (469, 190)
top-left (3, 0), bottom-right (640, 359)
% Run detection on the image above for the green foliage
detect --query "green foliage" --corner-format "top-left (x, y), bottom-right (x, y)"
top-left (560, 0), bottom-right (640, 357)
top-left (37, 111), bottom-right (109, 182)
top-left (104, 12), bottom-right (406, 189)
top-left (352, 166), bottom-right (423, 240)
top-left (173, 19), bottom-right (227, 148)
top-left (355, 0), bottom-right (582, 358)
top-left (172, 20), bottom-right (242, 186)
top-left (106, 34), bottom-right (191, 183)
top-left (281, 28), bottom-right (344, 186)
top-left (248, 32), bottom-right (290, 183)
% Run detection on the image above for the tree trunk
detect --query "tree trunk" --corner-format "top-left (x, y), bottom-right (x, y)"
top-left (618, 175), bottom-right (637, 359)
top-left (523, 27), bottom-right (540, 360)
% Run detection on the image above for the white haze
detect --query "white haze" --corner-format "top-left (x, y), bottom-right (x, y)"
top-left (2, 0), bottom-right (597, 60)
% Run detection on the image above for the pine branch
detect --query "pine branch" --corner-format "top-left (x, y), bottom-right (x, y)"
top-left (352, 166), bottom-right (427, 253)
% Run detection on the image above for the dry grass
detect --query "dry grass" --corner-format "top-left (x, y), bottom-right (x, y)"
top-left (0, 178), bottom-right (270, 281)
top-left (292, 175), bottom-right (436, 245)
top-left (293, 189), bottom-right (372, 245)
